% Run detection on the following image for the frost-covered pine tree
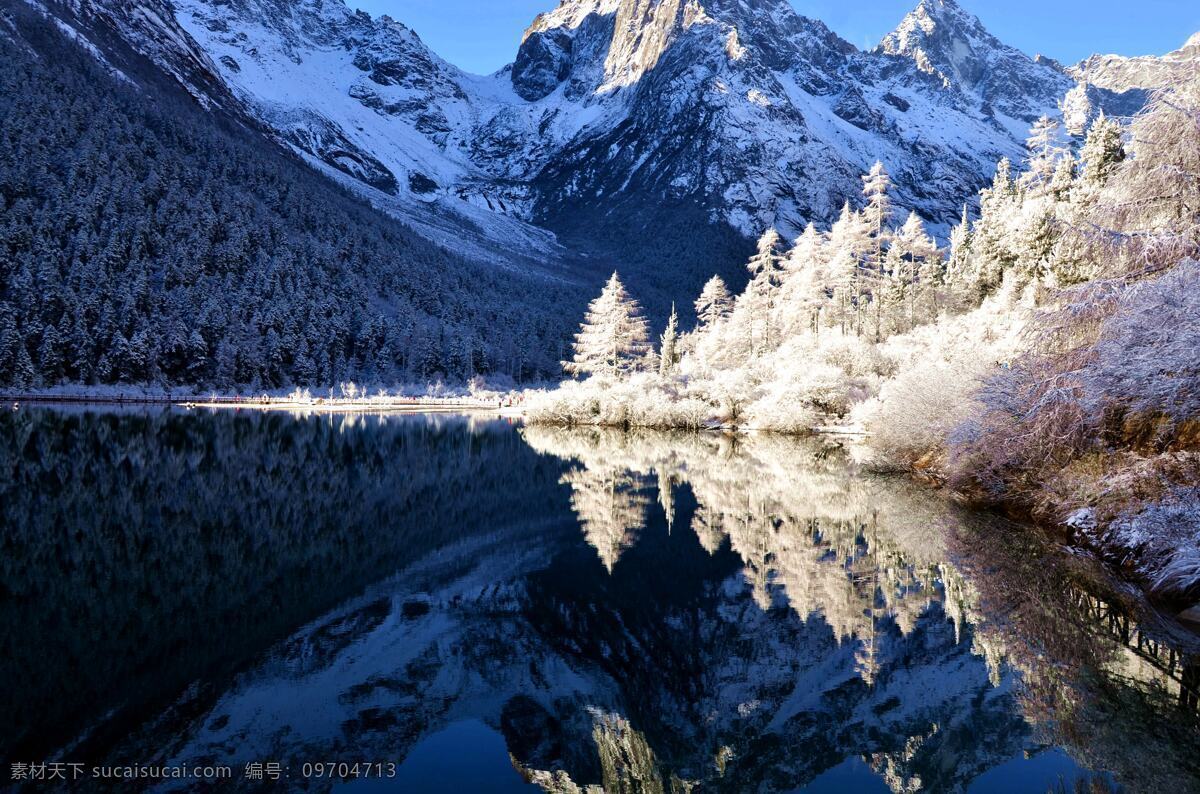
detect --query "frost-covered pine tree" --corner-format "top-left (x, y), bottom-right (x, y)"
top-left (862, 161), bottom-right (894, 340)
top-left (946, 204), bottom-right (973, 288)
top-left (1049, 152), bottom-right (1076, 202)
top-left (882, 246), bottom-right (908, 334)
top-left (694, 275), bottom-right (733, 330)
top-left (895, 212), bottom-right (939, 325)
top-left (778, 223), bottom-right (829, 336)
top-left (827, 202), bottom-right (871, 335)
top-left (1079, 112), bottom-right (1125, 189)
top-left (1025, 116), bottom-right (1063, 188)
top-left (13, 343), bottom-right (35, 388)
top-left (969, 159), bottom-right (1022, 296)
top-left (659, 303), bottom-right (679, 377)
top-left (993, 157), bottom-right (1016, 197)
top-left (862, 161), bottom-right (893, 266)
top-left (744, 229), bottom-right (786, 354)
top-left (564, 272), bottom-right (651, 379)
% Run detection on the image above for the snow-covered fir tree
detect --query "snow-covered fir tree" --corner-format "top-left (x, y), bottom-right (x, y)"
top-left (778, 223), bottom-right (830, 337)
top-left (695, 275), bottom-right (734, 330)
top-left (659, 304), bottom-right (680, 377)
top-left (862, 162), bottom-right (894, 340)
top-left (1079, 113), bottom-right (1126, 189)
top-left (1024, 116), bottom-right (1064, 188)
top-left (743, 229), bottom-right (786, 355)
top-left (564, 272), bottom-right (652, 379)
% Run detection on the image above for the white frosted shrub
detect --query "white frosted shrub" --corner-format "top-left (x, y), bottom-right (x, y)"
top-left (1109, 488), bottom-right (1200, 598)
top-left (1087, 261), bottom-right (1200, 420)
top-left (855, 355), bottom-right (987, 470)
top-left (744, 381), bottom-right (822, 433)
top-left (526, 375), bottom-right (715, 429)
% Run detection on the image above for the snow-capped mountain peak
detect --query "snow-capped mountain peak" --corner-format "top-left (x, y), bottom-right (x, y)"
top-left (878, 0), bottom-right (1071, 123)
top-left (880, 0), bottom-right (989, 87)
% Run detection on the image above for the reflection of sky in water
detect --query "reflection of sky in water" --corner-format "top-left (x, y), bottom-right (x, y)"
top-left (0, 409), bottom-right (1194, 792)
top-left (967, 749), bottom-right (1109, 794)
top-left (794, 757), bottom-right (891, 793)
top-left (350, 720), bottom-right (536, 793)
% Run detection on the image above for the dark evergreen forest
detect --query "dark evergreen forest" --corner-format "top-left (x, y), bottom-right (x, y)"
top-left (0, 6), bottom-right (579, 390)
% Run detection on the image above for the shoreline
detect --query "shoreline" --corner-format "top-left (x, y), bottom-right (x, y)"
top-left (3, 392), bottom-right (518, 415)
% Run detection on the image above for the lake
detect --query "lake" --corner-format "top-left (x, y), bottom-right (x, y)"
top-left (1, 407), bottom-right (1197, 792)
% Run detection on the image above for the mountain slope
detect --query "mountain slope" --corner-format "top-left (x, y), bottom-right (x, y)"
top-left (0, 2), bottom-right (579, 388)
top-left (12, 0), bottom-right (1187, 352)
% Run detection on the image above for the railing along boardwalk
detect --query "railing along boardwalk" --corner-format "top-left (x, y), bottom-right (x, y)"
top-left (1069, 587), bottom-right (1200, 712)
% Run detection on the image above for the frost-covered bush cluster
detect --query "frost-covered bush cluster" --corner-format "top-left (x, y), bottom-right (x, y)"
top-left (528, 375), bottom-right (713, 431)
top-left (1107, 488), bottom-right (1200, 599)
top-left (951, 85), bottom-right (1200, 477)
top-left (946, 84), bottom-right (1200, 598)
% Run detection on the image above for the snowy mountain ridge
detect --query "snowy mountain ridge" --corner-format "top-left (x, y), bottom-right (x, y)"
top-left (1070, 29), bottom-right (1200, 94)
top-left (22, 0), bottom-right (1196, 302)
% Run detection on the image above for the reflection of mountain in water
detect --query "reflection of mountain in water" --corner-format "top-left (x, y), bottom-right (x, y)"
top-left (0, 409), bottom-right (569, 762)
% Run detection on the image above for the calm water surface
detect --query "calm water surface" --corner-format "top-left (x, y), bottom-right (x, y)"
top-left (1, 408), bottom-right (1197, 792)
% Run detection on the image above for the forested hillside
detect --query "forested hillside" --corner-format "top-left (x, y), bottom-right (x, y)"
top-left (0, 5), bottom-right (578, 390)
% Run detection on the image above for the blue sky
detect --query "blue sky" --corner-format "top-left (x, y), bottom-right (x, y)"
top-left (351, 0), bottom-right (1200, 75)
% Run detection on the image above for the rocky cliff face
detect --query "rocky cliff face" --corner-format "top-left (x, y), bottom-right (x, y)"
top-left (877, 0), bottom-right (1073, 123)
top-left (511, 0), bottom-right (1037, 239)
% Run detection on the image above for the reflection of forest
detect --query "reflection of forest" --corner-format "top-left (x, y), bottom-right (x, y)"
top-left (523, 426), bottom-right (1200, 792)
top-left (0, 408), bottom-right (568, 762)
top-left (523, 427), bottom-right (978, 687)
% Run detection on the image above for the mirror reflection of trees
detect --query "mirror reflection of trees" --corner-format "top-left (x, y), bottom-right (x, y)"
top-left (525, 427), bottom-right (973, 680)
top-left (949, 520), bottom-right (1200, 792)
top-left (524, 426), bottom-right (1200, 792)
top-left (560, 466), bottom-right (649, 574)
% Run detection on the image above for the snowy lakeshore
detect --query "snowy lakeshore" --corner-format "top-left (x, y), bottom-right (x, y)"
top-left (0, 384), bottom-right (530, 414)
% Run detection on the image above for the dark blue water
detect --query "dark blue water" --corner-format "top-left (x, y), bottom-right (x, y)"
top-left (0, 408), bottom-right (1196, 792)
